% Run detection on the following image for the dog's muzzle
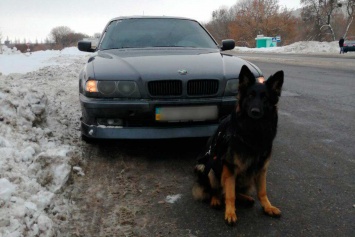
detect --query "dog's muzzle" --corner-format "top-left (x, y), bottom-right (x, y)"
top-left (248, 108), bottom-right (263, 119)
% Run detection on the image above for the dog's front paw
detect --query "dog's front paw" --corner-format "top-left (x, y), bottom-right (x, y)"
top-left (224, 209), bottom-right (237, 225)
top-left (263, 206), bottom-right (281, 217)
top-left (210, 196), bottom-right (221, 208)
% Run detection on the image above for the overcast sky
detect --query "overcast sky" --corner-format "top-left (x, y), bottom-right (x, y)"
top-left (0, 0), bottom-right (301, 43)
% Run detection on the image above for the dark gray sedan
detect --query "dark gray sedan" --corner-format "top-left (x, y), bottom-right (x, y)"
top-left (78, 16), bottom-right (264, 140)
top-left (344, 40), bottom-right (355, 53)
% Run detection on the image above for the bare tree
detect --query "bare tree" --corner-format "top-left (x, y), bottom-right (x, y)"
top-left (301, 0), bottom-right (343, 41)
top-left (343, 0), bottom-right (355, 38)
top-left (204, 7), bottom-right (235, 43)
top-left (49, 26), bottom-right (89, 48)
top-left (50, 26), bottom-right (74, 47)
top-left (228, 0), bottom-right (298, 46)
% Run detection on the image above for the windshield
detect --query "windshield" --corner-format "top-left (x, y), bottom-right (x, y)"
top-left (99, 18), bottom-right (218, 50)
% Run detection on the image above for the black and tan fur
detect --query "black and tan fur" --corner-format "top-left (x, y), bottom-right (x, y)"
top-left (193, 65), bottom-right (284, 225)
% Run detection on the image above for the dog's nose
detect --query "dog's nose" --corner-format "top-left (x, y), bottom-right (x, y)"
top-left (250, 108), bottom-right (262, 119)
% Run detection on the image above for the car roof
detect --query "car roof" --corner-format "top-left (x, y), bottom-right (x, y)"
top-left (109, 16), bottom-right (197, 22)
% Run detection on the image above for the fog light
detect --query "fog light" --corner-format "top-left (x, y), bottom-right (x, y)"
top-left (97, 118), bottom-right (123, 126)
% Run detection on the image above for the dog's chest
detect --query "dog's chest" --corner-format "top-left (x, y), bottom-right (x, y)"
top-left (229, 153), bottom-right (267, 189)
top-left (232, 152), bottom-right (266, 175)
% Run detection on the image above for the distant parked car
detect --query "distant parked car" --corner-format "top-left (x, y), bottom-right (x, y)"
top-left (343, 40), bottom-right (355, 53)
top-left (77, 16), bottom-right (265, 140)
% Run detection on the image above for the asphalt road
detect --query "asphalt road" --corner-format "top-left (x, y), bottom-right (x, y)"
top-left (173, 52), bottom-right (355, 236)
top-left (65, 53), bottom-right (355, 237)
top-left (230, 51), bottom-right (355, 70)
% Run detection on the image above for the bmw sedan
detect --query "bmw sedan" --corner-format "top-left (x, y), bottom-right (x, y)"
top-left (77, 16), bottom-right (264, 140)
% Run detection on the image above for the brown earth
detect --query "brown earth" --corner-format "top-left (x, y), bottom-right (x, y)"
top-left (62, 139), bottom-right (207, 237)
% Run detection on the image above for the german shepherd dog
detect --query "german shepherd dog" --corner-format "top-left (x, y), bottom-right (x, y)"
top-left (193, 65), bottom-right (284, 225)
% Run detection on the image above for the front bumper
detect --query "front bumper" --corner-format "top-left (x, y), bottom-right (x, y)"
top-left (81, 122), bottom-right (219, 139)
top-left (344, 46), bottom-right (355, 52)
top-left (80, 94), bottom-right (236, 139)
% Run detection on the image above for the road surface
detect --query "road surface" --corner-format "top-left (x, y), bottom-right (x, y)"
top-left (62, 52), bottom-right (355, 237)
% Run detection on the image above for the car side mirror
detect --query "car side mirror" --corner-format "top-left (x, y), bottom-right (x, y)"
top-left (221, 39), bottom-right (235, 51)
top-left (78, 41), bottom-right (95, 52)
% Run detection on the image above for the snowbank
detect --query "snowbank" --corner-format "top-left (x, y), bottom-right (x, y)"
top-left (0, 48), bottom-right (89, 236)
top-left (0, 46), bottom-right (90, 75)
top-left (234, 41), bottom-right (340, 54)
top-left (0, 45), bottom-right (22, 55)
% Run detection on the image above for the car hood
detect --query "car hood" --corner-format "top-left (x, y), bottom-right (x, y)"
top-left (86, 48), bottom-right (261, 81)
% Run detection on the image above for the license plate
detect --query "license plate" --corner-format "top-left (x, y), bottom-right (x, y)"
top-left (155, 105), bottom-right (218, 122)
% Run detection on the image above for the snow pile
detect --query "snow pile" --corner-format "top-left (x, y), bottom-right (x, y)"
top-left (234, 41), bottom-right (340, 54)
top-left (0, 85), bottom-right (70, 236)
top-left (0, 45), bottom-right (21, 55)
top-left (0, 47), bottom-right (90, 75)
top-left (0, 48), bottom-right (89, 236)
top-left (165, 194), bottom-right (182, 204)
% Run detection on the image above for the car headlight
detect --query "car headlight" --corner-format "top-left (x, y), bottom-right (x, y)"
top-left (85, 80), bottom-right (98, 93)
top-left (257, 76), bottom-right (265, 83)
top-left (117, 81), bottom-right (140, 97)
top-left (97, 81), bottom-right (116, 95)
top-left (84, 80), bottom-right (140, 98)
top-left (224, 79), bottom-right (238, 96)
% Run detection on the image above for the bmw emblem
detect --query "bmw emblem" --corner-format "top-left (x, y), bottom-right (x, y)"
top-left (178, 69), bottom-right (188, 75)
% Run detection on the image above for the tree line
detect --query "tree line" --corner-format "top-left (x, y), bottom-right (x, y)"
top-left (205, 0), bottom-right (355, 47)
top-left (2, 0), bottom-right (354, 52)
top-left (1, 26), bottom-right (98, 53)
top-left (49, 26), bottom-right (90, 48)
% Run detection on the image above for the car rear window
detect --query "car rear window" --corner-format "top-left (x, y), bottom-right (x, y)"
top-left (99, 18), bottom-right (218, 50)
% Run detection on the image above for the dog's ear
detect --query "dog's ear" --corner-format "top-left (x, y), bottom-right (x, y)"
top-left (266, 70), bottom-right (284, 97)
top-left (238, 65), bottom-right (256, 92)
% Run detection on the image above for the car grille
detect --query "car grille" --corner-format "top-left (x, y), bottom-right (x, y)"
top-left (148, 80), bottom-right (182, 96)
top-left (187, 80), bottom-right (218, 96)
top-left (148, 79), bottom-right (219, 97)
